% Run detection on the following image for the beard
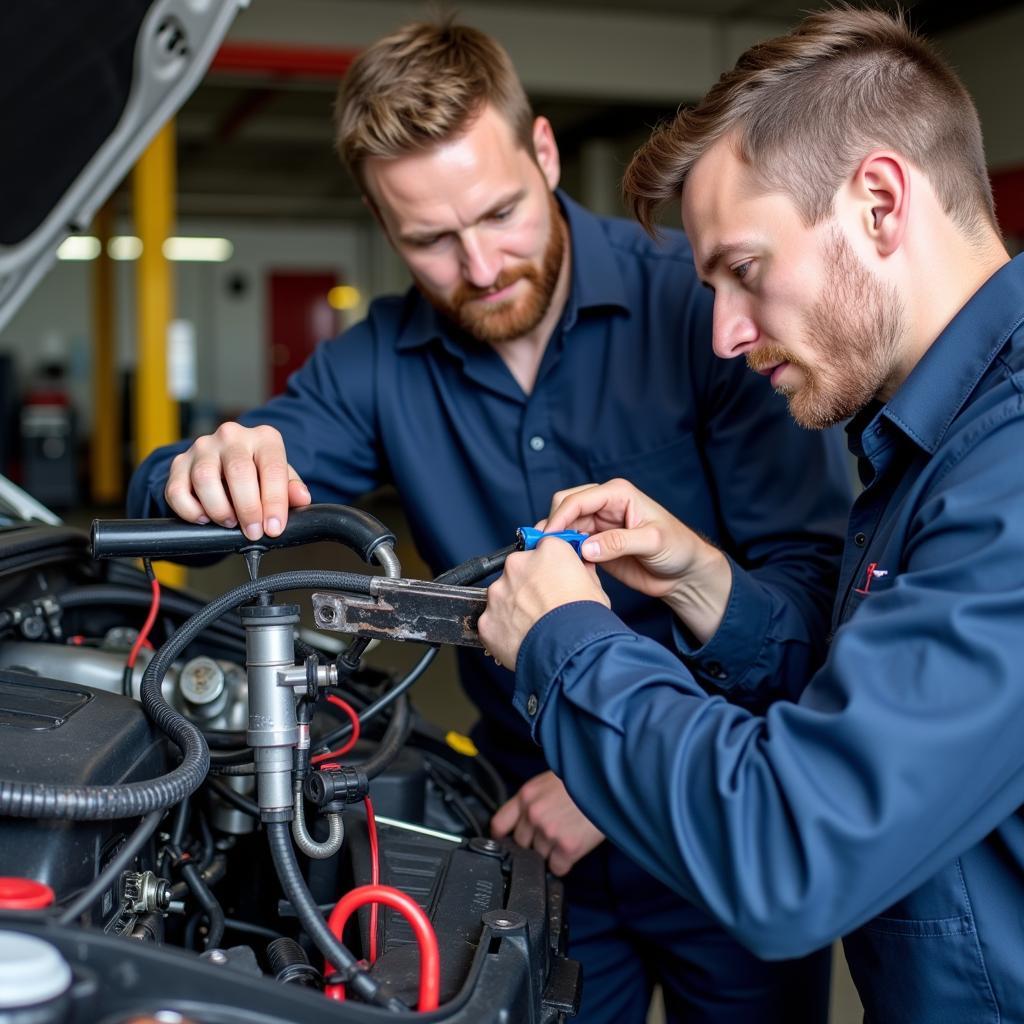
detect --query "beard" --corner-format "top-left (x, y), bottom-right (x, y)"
top-left (419, 191), bottom-right (567, 344)
top-left (747, 228), bottom-right (905, 429)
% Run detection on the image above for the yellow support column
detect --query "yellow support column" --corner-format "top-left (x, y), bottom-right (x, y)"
top-left (134, 120), bottom-right (185, 587)
top-left (90, 200), bottom-right (121, 505)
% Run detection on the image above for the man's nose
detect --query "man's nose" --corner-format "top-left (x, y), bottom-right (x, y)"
top-left (460, 232), bottom-right (502, 289)
top-left (712, 294), bottom-right (759, 359)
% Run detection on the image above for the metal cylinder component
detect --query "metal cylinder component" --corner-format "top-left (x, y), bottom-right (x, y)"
top-left (242, 604), bottom-right (300, 817)
top-left (178, 656), bottom-right (227, 717)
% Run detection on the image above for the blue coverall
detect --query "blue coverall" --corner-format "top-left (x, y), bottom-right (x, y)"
top-left (129, 192), bottom-right (851, 1023)
top-left (512, 255), bottom-right (1024, 1023)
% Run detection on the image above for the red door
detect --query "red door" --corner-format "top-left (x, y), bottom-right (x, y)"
top-left (267, 271), bottom-right (339, 397)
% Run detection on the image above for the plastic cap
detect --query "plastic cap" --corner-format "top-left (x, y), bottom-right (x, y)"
top-left (0, 877), bottom-right (55, 910)
top-left (0, 931), bottom-right (72, 1008)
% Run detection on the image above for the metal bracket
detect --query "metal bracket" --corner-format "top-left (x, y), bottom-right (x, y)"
top-left (311, 577), bottom-right (487, 648)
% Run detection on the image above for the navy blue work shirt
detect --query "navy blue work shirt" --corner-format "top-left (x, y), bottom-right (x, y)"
top-left (128, 191), bottom-right (849, 787)
top-left (515, 254), bottom-right (1024, 1022)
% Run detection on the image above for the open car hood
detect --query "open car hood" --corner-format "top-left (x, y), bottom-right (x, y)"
top-left (0, 0), bottom-right (247, 333)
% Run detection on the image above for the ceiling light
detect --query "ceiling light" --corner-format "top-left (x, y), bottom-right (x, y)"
top-left (56, 236), bottom-right (101, 261)
top-left (163, 237), bottom-right (233, 262)
top-left (109, 235), bottom-right (143, 260)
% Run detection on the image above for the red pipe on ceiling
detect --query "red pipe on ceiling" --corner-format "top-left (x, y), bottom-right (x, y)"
top-left (210, 42), bottom-right (358, 80)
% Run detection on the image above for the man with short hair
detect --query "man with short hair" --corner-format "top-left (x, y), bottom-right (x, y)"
top-left (129, 20), bottom-right (848, 1022)
top-left (479, 8), bottom-right (1024, 1021)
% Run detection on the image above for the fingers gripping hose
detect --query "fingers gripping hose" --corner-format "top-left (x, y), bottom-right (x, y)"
top-left (0, 570), bottom-right (375, 820)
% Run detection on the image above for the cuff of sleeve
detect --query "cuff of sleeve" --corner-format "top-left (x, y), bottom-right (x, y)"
top-left (513, 601), bottom-right (633, 736)
top-left (672, 554), bottom-right (771, 692)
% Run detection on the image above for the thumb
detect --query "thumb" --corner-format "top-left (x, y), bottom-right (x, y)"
top-left (287, 466), bottom-right (312, 508)
top-left (581, 524), bottom-right (662, 563)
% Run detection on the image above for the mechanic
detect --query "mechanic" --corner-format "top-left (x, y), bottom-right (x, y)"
top-left (478, 8), bottom-right (1024, 1023)
top-left (127, 20), bottom-right (850, 1023)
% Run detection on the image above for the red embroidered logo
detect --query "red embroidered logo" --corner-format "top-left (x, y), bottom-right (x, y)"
top-left (854, 562), bottom-right (889, 595)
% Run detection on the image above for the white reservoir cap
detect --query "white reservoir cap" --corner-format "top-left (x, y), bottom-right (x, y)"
top-left (0, 931), bottom-right (72, 1008)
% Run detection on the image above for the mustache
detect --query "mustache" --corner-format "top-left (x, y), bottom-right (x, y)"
top-left (454, 265), bottom-right (537, 305)
top-left (746, 345), bottom-right (793, 373)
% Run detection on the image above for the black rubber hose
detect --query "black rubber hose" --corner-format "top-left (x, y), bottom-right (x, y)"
top-left (265, 822), bottom-right (407, 1012)
top-left (354, 694), bottom-right (411, 780)
top-left (209, 745), bottom-right (255, 767)
top-left (91, 503), bottom-right (397, 566)
top-left (58, 584), bottom-right (245, 642)
top-left (0, 569), bottom-right (375, 820)
top-left (180, 857), bottom-right (225, 949)
top-left (56, 810), bottom-right (163, 923)
top-left (434, 544), bottom-right (515, 586)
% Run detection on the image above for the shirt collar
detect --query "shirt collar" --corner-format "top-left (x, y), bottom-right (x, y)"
top-left (394, 189), bottom-right (629, 351)
top-left (860, 254), bottom-right (1024, 455)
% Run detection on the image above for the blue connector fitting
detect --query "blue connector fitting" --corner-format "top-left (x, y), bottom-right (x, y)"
top-left (515, 526), bottom-right (589, 557)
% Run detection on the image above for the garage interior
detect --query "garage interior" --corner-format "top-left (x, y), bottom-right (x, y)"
top-left (2, 1), bottom-right (1024, 1021)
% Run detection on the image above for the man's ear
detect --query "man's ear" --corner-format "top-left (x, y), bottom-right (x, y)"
top-left (851, 150), bottom-right (909, 257)
top-left (532, 116), bottom-right (561, 191)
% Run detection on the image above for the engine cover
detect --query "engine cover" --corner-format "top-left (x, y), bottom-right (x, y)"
top-left (0, 668), bottom-right (166, 917)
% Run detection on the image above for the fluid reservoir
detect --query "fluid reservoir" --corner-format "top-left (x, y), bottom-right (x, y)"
top-left (0, 930), bottom-right (72, 1023)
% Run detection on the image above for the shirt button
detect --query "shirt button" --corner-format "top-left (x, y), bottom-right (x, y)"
top-left (854, 532), bottom-right (867, 547)
top-left (526, 694), bottom-right (539, 716)
top-left (705, 660), bottom-right (728, 681)
top-left (529, 435), bottom-right (546, 452)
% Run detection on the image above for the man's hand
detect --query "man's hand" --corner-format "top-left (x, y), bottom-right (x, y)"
top-left (491, 771), bottom-right (605, 876)
top-left (544, 478), bottom-right (732, 644)
top-left (478, 538), bottom-right (610, 667)
top-left (164, 422), bottom-right (311, 540)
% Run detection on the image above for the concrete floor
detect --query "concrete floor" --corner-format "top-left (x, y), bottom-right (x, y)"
top-left (76, 489), bottom-right (864, 1021)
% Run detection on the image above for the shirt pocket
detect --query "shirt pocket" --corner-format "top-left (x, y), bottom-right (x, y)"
top-left (842, 862), bottom-right (998, 1024)
top-left (840, 565), bottom-right (896, 625)
top-left (587, 435), bottom-right (716, 534)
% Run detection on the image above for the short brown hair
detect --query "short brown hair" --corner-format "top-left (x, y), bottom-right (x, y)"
top-left (623, 6), bottom-right (996, 240)
top-left (334, 19), bottom-right (534, 189)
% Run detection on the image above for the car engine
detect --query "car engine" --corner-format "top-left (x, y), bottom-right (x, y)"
top-left (0, 507), bottom-right (580, 1023)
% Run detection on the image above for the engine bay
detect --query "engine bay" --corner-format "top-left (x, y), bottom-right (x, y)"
top-left (0, 509), bottom-right (580, 1022)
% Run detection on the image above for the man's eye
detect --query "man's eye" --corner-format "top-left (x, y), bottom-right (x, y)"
top-left (491, 207), bottom-right (513, 222)
top-left (732, 260), bottom-right (753, 281)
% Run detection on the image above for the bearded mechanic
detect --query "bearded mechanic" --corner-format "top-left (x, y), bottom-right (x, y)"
top-left (480, 8), bottom-right (1024, 1023)
top-left (128, 20), bottom-right (849, 1022)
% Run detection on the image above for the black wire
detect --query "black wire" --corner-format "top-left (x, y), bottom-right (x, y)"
top-left (312, 646), bottom-right (438, 755)
top-left (179, 854), bottom-right (225, 949)
top-left (207, 777), bottom-right (260, 818)
top-left (57, 810), bottom-right (163, 924)
top-left (424, 762), bottom-right (483, 837)
top-left (59, 583), bottom-right (246, 645)
top-left (421, 753), bottom-right (499, 816)
top-left (433, 544), bottom-right (515, 586)
top-left (223, 917), bottom-right (284, 942)
top-left (209, 761), bottom-right (256, 777)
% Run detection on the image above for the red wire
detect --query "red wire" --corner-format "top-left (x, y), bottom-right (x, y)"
top-left (323, 884), bottom-right (441, 1010)
top-left (126, 576), bottom-right (161, 669)
top-left (310, 695), bottom-right (360, 764)
top-left (365, 796), bottom-right (380, 962)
